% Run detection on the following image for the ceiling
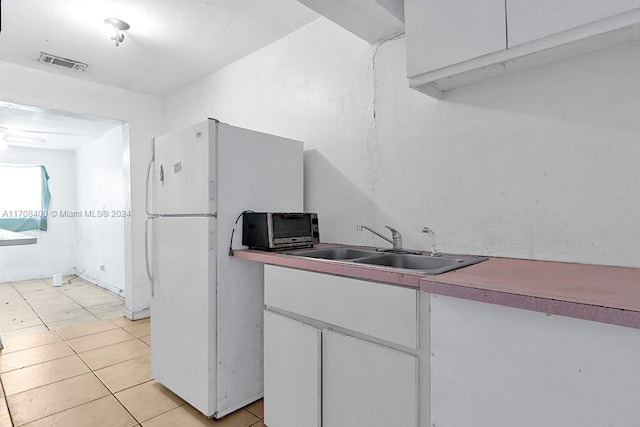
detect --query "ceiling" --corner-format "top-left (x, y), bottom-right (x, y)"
top-left (0, 102), bottom-right (123, 151)
top-left (0, 0), bottom-right (318, 97)
top-left (0, 0), bottom-right (317, 151)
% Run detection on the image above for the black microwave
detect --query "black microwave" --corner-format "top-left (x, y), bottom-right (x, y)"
top-left (242, 212), bottom-right (319, 250)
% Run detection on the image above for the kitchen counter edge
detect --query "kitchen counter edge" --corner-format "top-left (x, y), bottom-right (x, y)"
top-left (233, 245), bottom-right (640, 330)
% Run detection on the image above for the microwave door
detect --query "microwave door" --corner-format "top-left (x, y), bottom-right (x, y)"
top-left (272, 214), bottom-right (314, 246)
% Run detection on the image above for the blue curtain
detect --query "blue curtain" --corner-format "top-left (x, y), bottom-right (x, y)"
top-left (0, 165), bottom-right (51, 232)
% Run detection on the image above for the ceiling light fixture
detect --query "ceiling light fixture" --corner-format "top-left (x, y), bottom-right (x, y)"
top-left (104, 18), bottom-right (130, 47)
top-left (0, 127), bottom-right (7, 152)
top-left (2, 135), bottom-right (46, 145)
top-left (0, 127), bottom-right (46, 148)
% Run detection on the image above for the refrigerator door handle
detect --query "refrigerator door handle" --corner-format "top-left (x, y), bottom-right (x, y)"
top-left (145, 216), bottom-right (156, 296)
top-left (145, 154), bottom-right (155, 216)
top-left (157, 213), bottom-right (217, 218)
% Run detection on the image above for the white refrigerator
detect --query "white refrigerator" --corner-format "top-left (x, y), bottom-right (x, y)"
top-left (145, 119), bottom-right (303, 418)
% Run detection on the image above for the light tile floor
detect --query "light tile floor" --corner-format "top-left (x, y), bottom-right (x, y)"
top-left (0, 279), bottom-right (264, 426)
top-left (1, 276), bottom-right (125, 338)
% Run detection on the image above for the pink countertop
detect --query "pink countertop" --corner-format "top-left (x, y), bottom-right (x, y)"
top-left (234, 245), bottom-right (640, 329)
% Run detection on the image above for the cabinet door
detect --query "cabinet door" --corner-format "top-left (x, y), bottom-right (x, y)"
top-left (322, 331), bottom-right (418, 427)
top-left (406, 0), bottom-right (506, 77)
top-left (264, 311), bottom-right (321, 427)
top-left (508, 0), bottom-right (640, 47)
top-left (430, 295), bottom-right (640, 426)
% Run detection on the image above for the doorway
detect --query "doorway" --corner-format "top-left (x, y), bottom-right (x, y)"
top-left (0, 101), bottom-right (132, 333)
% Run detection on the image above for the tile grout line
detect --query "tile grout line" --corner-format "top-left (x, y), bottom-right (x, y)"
top-left (6, 324), bottom-right (143, 426)
top-left (1, 280), bottom-right (128, 425)
top-left (53, 319), bottom-right (122, 341)
top-left (1, 321), bottom-right (123, 371)
top-left (64, 326), bottom-right (142, 426)
top-left (140, 402), bottom-right (190, 425)
top-left (2, 367), bottom-right (89, 399)
top-left (0, 373), bottom-right (16, 427)
top-left (71, 337), bottom-right (150, 371)
top-left (3, 318), bottom-right (263, 426)
top-left (8, 281), bottom-right (51, 334)
top-left (0, 338), bottom-right (62, 356)
top-left (73, 321), bottom-right (177, 425)
top-left (246, 406), bottom-right (265, 420)
top-left (0, 334), bottom-right (145, 385)
top-left (0, 349), bottom-right (73, 376)
top-left (45, 277), bottom-right (102, 326)
top-left (1, 279), bottom-right (123, 338)
top-left (9, 278), bottom-right (99, 332)
top-left (0, 319), bottom-right (125, 361)
top-left (14, 275), bottom-right (123, 330)
top-left (59, 282), bottom-right (118, 322)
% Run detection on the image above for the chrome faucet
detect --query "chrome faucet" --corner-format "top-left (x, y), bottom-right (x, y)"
top-left (422, 227), bottom-right (440, 256)
top-left (357, 224), bottom-right (403, 250)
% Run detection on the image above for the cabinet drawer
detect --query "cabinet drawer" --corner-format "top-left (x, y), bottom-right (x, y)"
top-left (264, 265), bottom-right (418, 349)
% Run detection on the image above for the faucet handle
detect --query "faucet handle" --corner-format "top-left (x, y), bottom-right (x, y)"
top-left (385, 226), bottom-right (403, 250)
top-left (385, 226), bottom-right (400, 236)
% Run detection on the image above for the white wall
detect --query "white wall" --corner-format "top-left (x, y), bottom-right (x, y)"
top-left (166, 19), bottom-right (377, 243)
top-left (374, 36), bottom-right (640, 267)
top-left (76, 126), bottom-right (126, 295)
top-left (166, 18), bottom-right (639, 268)
top-left (0, 60), bottom-right (165, 317)
top-left (0, 146), bottom-right (77, 281)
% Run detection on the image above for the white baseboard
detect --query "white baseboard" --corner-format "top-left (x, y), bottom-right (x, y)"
top-left (78, 272), bottom-right (125, 297)
top-left (124, 307), bottom-right (150, 320)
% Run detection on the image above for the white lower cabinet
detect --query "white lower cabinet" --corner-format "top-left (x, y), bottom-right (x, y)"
top-left (264, 310), bottom-right (321, 427)
top-left (263, 265), bottom-right (420, 427)
top-left (322, 331), bottom-right (418, 427)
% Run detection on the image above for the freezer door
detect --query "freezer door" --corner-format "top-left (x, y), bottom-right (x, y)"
top-left (150, 216), bottom-right (217, 416)
top-left (153, 120), bottom-right (217, 215)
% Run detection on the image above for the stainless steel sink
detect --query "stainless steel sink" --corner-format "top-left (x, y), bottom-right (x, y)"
top-left (284, 247), bottom-right (379, 260)
top-left (283, 246), bottom-right (488, 274)
top-left (353, 253), bottom-right (487, 274)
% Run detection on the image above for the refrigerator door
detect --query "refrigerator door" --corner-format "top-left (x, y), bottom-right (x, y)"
top-left (153, 120), bottom-right (217, 215)
top-left (151, 216), bottom-right (217, 416)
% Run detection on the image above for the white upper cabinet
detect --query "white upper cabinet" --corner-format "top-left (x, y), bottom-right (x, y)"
top-left (406, 0), bottom-right (506, 77)
top-left (508, 0), bottom-right (640, 46)
top-left (406, 0), bottom-right (640, 98)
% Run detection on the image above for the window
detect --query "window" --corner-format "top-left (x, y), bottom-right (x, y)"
top-left (0, 164), bottom-right (51, 232)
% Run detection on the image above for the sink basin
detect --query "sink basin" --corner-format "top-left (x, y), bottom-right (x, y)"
top-left (353, 253), bottom-right (487, 274)
top-left (284, 246), bottom-right (488, 274)
top-left (284, 247), bottom-right (379, 260)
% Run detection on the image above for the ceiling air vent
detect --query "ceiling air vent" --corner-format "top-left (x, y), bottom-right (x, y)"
top-left (38, 52), bottom-right (88, 72)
